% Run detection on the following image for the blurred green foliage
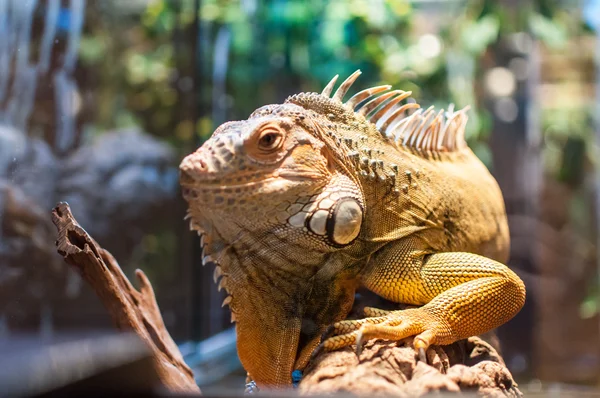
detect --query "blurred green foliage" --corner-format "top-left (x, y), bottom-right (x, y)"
top-left (76, 0), bottom-right (598, 313)
top-left (79, 0), bottom-right (586, 162)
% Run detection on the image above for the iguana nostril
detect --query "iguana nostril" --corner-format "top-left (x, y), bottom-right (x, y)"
top-left (196, 157), bottom-right (208, 170)
top-left (179, 168), bottom-right (195, 184)
top-left (180, 150), bottom-right (206, 174)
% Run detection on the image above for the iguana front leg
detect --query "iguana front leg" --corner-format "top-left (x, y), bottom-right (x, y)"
top-left (318, 241), bottom-right (526, 358)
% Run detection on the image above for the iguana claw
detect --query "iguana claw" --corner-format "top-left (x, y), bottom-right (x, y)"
top-left (418, 347), bottom-right (427, 363)
top-left (320, 323), bottom-right (336, 342)
top-left (310, 343), bottom-right (324, 362)
top-left (355, 329), bottom-right (365, 357)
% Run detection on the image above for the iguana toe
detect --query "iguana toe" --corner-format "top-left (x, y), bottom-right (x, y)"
top-left (363, 306), bottom-right (392, 317)
top-left (319, 307), bottom-right (448, 358)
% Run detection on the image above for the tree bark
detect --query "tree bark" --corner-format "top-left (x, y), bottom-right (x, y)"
top-left (300, 336), bottom-right (522, 397)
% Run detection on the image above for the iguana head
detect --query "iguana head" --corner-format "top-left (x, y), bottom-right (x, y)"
top-left (179, 104), bottom-right (353, 246)
top-left (180, 70), bottom-right (469, 388)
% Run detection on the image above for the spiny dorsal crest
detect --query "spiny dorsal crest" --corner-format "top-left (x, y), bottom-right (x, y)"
top-left (288, 70), bottom-right (469, 153)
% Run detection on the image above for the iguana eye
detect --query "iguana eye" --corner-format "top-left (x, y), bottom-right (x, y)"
top-left (245, 122), bottom-right (289, 163)
top-left (257, 126), bottom-right (284, 152)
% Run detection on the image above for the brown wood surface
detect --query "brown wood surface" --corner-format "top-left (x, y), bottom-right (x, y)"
top-left (300, 336), bottom-right (522, 397)
top-left (51, 202), bottom-right (200, 394)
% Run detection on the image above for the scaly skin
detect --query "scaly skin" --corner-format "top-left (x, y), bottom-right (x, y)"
top-left (179, 71), bottom-right (526, 389)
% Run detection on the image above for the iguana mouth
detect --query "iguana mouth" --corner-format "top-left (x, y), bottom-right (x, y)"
top-left (179, 164), bottom-right (274, 186)
top-left (180, 173), bottom-right (323, 204)
top-left (180, 176), bottom-right (278, 193)
top-left (181, 172), bottom-right (319, 189)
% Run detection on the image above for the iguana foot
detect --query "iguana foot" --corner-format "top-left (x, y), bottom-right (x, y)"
top-left (317, 306), bottom-right (449, 361)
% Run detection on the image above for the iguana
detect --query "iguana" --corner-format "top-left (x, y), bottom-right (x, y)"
top-left (179, 70), bottom-right (526, 389)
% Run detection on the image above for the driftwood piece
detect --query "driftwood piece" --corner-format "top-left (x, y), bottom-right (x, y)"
top-left (51, 202), bottom-right (200, 394)
top-left (301, 336), bottom-right (521, 397)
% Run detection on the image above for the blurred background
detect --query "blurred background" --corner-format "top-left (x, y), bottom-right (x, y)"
top-left (1, 0), bottom-right (599, 393)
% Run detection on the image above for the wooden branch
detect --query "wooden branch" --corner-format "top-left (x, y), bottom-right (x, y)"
top-left (301, 336), bottom-right (522, 397)
top-left (51, 202), bottom-right (200, 394)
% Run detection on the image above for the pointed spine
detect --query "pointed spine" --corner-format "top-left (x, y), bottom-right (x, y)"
top-left (345, 85), bottom-right (391, 109)
top-left (356, 90), bottom-right (401, 116)
top-left (321, 74), bottom-right (339, 97)
top-left (380, 103), bottom-right (420, 134)
top-left (332, 70), bottom-right (362, 102)
top-left (370, 91), bottom-right (412, 125)
top-left (213, 265), bottom-right (223, 283)
top-left (318, 71), bottom-right (470, 154)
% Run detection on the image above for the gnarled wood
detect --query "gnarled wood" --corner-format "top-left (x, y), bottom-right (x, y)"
top-left (301, 336), bottom-right (522, 397)
top-left (51, 202), bottom-right (200, 394)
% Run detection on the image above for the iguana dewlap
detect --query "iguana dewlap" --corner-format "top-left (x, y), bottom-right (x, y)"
top-left (179, 71), bottom-right (526, 389)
